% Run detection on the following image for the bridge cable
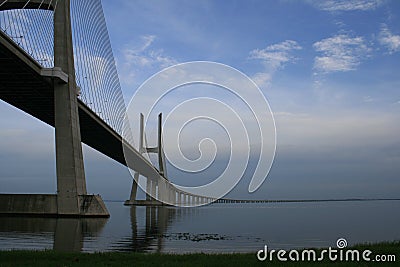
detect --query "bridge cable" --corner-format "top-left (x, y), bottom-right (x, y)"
top-left (0, 0), bottom-right (125, 135)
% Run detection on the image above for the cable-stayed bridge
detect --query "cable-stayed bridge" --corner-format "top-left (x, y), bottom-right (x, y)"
top-left (0, 0), bottom-right (214, 217)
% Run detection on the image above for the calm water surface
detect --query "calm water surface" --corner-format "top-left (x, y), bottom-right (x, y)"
top-left (0, 200), bottom-right (399, 253)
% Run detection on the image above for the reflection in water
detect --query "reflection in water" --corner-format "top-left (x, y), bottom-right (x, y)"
top-left (111, 206), bottom-right (229, 253)
top-left (0, 206), bottom-right (183, 253)
top-left (0, 216), bottom-right (107, 252)
top-left (53, 218), bottom-right (108, 252)
top-left (1, 201), bottom-right (400, 253)
top-left (113, 206), bottom-right (177, 252)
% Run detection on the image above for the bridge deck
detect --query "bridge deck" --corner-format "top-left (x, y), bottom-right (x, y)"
top-left (0, 30), bottom-right (158, 178)
top-left (0, 30), bottom-right (216, 206)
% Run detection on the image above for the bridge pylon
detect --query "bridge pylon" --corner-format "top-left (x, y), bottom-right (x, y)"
top-left (124, 113), bottom-right (167, 206)
top-left (0, 0), bottom-right (109, 217)
top-left (53, 0), bottom-right (109, 217)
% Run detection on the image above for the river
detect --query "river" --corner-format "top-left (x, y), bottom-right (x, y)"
top-left (0, 200), bottom-right (399, 253)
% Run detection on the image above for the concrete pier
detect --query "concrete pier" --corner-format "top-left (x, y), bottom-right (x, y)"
top-left (0, 194), bottom-right (108, 217)
top-left (0, 0), bottom-right (109, 217)
top-left (53, 0), bottom-right (107, 217)
top-left (53, 0), bottom-right (108, 217)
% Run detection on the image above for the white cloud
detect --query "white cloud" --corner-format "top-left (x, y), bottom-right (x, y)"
top-left (122, 35), bottom-right (177, 69)
top-left (379, 24), bottom-right (400, 54)
top-left (118, 35), bottom-right (177, 87)
top-left (363, 96), bottom-right (374, 103)
top-left (250, 40), bottom-right (302, 69)
top-left (309, 0), bottom-right (384, 12)
top-left (251, 72), bottom-right (272, 88)
top-left (313, 34), bottom-right (371, 73)
top-left (140, 35), bottom-right (156, 52)
top-left (249, 40), bottom-right (302, 87)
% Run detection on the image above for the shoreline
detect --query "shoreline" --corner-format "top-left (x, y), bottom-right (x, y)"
top-left (0, 241), bottom-right (398, 266)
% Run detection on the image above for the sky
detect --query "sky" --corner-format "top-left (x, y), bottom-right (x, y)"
top-left (0, 0), bottom-right (400, 201)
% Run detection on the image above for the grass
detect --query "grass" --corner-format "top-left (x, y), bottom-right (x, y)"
top-left (0, 242), bottom-right (398, 266)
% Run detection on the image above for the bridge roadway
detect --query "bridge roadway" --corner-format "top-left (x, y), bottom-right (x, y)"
top-left (0, 29), bottom-right (161, 183)
top-left (0, 28), bottom-right (217, 207)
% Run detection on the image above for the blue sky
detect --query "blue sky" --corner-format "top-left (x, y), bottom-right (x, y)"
top-left (1, 0), bottom-right (400, 200)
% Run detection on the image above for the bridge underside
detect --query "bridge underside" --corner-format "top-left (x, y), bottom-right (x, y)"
top-left (0, 30), bottom-right (213, 211)
top-left (0, 29), bottom-right (134, 216)
top-left (0, 29), bottom-right (174, 212)
top-left (0, 0), bottom-right (55, 11)
top-left (0, 30), bottom-right (127, 167)
top-left (0, 29), bottom-right (162, 180)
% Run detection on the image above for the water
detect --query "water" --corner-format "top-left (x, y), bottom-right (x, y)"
top-left (0, 200), bottom-right (399, 253)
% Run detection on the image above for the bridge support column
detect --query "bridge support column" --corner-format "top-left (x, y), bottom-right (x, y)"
top-left (145, 179), bottom-right (152, 201)
top-left (182, 194), bottom-right (186, 205)
top-left (170, 189), bottom-right (176, 205)
top-left (177, 192), bottom-right (182, 206)
top-left (151, 180), bottom-right (157, 200)
top-left (128, 172), bottom-right (139, 202)
top-left (53, 0), bottom-right (108, 216)
top-left (158, 178), bottom-right (168, 204)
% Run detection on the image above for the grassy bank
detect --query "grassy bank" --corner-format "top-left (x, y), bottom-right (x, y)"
top-left (0, 242), bottom-right (398, 266)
